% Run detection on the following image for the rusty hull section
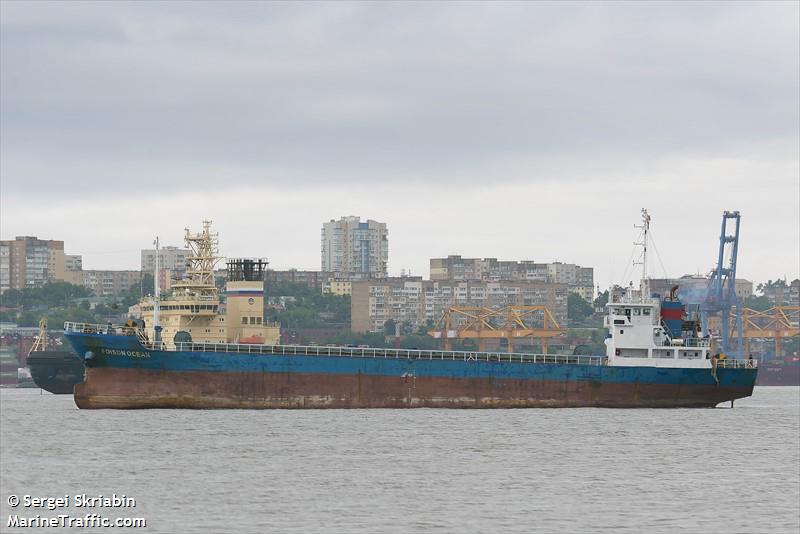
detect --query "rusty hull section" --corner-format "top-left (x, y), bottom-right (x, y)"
top-left (74, 368), bottom-right (749, 409)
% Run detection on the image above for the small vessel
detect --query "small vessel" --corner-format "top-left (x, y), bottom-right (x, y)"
top-left (26, 318), bottom-right (84, 394)
top-left (64, 212), bottom-right (758, 409)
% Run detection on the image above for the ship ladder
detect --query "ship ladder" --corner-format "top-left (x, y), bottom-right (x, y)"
top-left (136, 329), bottom-right (150, 348)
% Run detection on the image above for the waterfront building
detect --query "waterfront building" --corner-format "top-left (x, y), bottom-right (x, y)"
top-left (321, 216), bottom-right (388, 280)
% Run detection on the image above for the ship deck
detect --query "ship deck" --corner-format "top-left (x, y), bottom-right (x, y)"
top-left (63, 322), bottom-right (757, 370)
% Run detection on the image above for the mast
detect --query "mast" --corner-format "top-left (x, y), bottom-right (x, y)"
top-left (153, 236), bottom-right (160, 334)
top-left (171, 220), bottom-right (220, 299)
top-left (634, 208), bottom-right (651, 281)
top-left (29, 317), bottom-right (48, 354)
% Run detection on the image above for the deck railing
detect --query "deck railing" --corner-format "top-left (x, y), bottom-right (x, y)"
top-left (714, 358), bottom-right (758, 369)
top-left (64, 322), bottom-right (759, 369)
top-left (64, 321), bottom-right (605, 366)
top-left (670, 338), bottom-right (712, 348)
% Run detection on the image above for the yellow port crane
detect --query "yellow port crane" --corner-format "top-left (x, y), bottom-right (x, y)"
top-left (738, 306), bottom-right (799, 357)
top-left (427, 305), bottom-right (566, 353)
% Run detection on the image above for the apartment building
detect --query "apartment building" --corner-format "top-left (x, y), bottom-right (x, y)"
top-left (763, 279), bottom-right (800, 307)
top-left (63, 254), bottom-right (83, 285)
top-left (0, 236), bottom-right (65, 292)
top-left (351, 278), bottom-right (568, 333)
top-left (141, 246), bottom-right (191, 278)
top-left (321, 216), bottom-right (388, 280)
top-left (430, 256), bottom-right (593, 301)
top-left (80, 270), bottom-right (142, 296)
top-left (322, 279), bottom-right (352, 296)
top-left (265, 269), bottom-right (326, 290)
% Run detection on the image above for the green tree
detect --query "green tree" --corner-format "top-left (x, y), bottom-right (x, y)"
top-left (744, 294), bottom-right (771, 311)
top-left (594, 290), bottom-right (609, 309)
top-left (568, 293), bottom-right (594, 323)
top-left (383, 319), bottom-right (397, 336)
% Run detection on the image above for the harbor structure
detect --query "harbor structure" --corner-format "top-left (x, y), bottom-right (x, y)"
top-left (321, 216), bottom-right (388, 280)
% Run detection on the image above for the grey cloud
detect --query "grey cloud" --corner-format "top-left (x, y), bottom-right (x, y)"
top-left (1, 1), bottom-right (798, 196)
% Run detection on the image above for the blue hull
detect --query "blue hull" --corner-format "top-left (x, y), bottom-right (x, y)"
top-left (66, 331), bottom-right (757, 409)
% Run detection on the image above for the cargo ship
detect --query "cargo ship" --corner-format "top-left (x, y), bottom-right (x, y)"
top-left (64, 215), bottom-right (758, 409)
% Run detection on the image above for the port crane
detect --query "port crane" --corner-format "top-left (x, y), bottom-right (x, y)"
top-left (739, 306), bottom-right (800, 359)
top-left (428, 305), bottom-right (565, 353)
top-left (701, 211), bottom-right (744, 356)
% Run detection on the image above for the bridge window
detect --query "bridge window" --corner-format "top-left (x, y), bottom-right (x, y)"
top-left (643, 309), bottom-right (651, 316)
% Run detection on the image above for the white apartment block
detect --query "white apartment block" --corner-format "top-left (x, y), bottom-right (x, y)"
top-left (321, 216), bottom-right (388, 280)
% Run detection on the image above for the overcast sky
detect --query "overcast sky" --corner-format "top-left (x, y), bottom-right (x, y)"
top-left (1, 1), bottom-right (798, 290)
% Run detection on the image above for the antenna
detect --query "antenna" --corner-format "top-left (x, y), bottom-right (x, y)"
top-left (633, 208), bottom-right (651, 281)
top-left (153, 236), bottom-right (161, 339)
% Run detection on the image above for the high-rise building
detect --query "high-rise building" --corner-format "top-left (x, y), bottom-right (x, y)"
top-left (0, 236), bottom-right (65, 292)
top-left (321, 216), bottom-right (388, 280)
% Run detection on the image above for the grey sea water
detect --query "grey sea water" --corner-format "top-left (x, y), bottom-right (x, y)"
top-left (1, 387), bottom-right (798, 534)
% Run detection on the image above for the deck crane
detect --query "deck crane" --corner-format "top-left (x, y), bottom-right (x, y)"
top-left (701, 211), bottom-right (744, 356)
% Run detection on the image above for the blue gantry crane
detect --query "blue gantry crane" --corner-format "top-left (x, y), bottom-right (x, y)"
top-left (701, 211), bottom-right (744, 356)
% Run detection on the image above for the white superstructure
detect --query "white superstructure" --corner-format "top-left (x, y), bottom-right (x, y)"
top-left (605, 209), bottom-right (714, 369)
top-left (604, 291), bottom-right (712, 368)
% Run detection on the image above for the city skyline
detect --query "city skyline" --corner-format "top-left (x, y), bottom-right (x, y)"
top-left (1, 2), bottom-right (798, 291)
top-left (1, 216), bottom-right (795, 292)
